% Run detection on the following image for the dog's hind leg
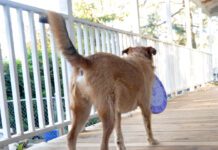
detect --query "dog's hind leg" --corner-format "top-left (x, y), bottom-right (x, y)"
top-left (67, 86), bottom-right (92, 150)
top-left (114, 112), bottom-right (126, 150)
top-left (97, 100), bottom-right (115, 150)
top-left (139, 103), bottom-right (158, 145)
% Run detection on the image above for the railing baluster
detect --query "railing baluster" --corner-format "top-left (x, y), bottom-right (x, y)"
top-left (28, 11), bottom-right (45, 128)
top-left (119, 34), bottom-right (124, 51)
top-left (83, 25), bottom-right (89, 56)
top-left (76, 24), bottom-right (83, 55)
top-left (106, 31), bottom-right (110, 53)
top-left (0, 45), bottom-right (10, 139)
top-left (50, 32), bottom-right (64, 124)
top-left (40, 23), bottom-right (54, 126)
top-left (126, 35), bottom-right (129, 47)
top-left (66, 20), bottom-right (73, 87)
top-left (61, 56), bottom-right (71, 121)
top-left (101, 30), bottom-right (106, 52)
top-left (111, 32), bottom-right (116, 55)
top-left (122, 34), bottom-right (126, 48)
top-left (95, 28), bottom-right (100, 52)
top-left (132, 36), bottom-right (136, 46)
top-left (115, 33), bottom-right (121, 56)
top-left (122, 34), bottom-right (126, 49)
top-left (89, 27), bottom-right (95, 54)
top-left (4, 6), bottom-right (23, 135)
top-left (17, 9), bottom-right (35, 132)
top-left (90, 106), bottom-right (96, 116)
top-left (130, 35), bottom-right (134, 46)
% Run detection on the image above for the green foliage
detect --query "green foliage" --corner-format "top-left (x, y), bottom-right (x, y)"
top-left (1, 45), bottom-right (64, 131)
top-left (17, 143), bottom-right (24, 150)
top-left (141, 11), bottom-right (187, 45)
top-left (85, 117), bottom-right (100, 127)
top-left (141, 12), bottom-right (160, 39)
top-left (3, 48), bottom-right (64, 100)
top-left (74, 0), bottom-right (127, 24)
top-left (172, 24), bottom-right (186, 45)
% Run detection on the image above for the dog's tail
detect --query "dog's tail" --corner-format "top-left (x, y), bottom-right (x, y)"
top-left (39, 11), bottom-right (90, 68)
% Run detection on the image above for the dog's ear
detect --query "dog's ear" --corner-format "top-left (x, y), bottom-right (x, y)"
top-left (147, 47), bottom-right (157, 56)
top-left (122, 47), bottom-right (132, 55)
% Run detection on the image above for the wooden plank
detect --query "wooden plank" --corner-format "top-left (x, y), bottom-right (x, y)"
top-left (26, 85), bottom-right (218, 150)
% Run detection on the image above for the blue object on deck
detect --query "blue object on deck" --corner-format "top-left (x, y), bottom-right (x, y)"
top-left (43, 129), bottom-right (59, 142)
top-left (151, 75), bottom-right (167, 114)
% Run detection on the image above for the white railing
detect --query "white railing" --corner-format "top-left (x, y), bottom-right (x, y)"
top-left (0, 0), bottom-right (212, 149)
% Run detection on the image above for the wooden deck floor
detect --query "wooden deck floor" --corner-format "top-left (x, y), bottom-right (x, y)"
top-left (28, 84), bottom-right (218, 150)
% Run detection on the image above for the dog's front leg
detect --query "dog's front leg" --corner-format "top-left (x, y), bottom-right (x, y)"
top-left (114, 112), bottom-right (126, 150)
top-left (139, 104), bottom-right (159, 145)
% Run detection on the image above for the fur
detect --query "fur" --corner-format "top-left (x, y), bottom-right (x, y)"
top-left (42, 11), bottom-right (158, 150)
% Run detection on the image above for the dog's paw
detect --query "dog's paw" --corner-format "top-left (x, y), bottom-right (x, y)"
top-left (148, 138), bottom-right (159, 145)
top-left (116, 146), bottom-right (126, 150)
top-left (116, 142), bottom-right (126, 150)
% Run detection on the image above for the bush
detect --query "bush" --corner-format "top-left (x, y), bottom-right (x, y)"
top-left (1, 49), bottom-right (64, 132)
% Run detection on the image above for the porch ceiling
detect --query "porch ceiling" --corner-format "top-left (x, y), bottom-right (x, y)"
top-left (193, 0), bottom-right (218, 16)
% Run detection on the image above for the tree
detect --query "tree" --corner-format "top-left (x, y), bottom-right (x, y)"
top-left (139, 0), bottom-right (205, 48)
top-left (141, 12), bottom-right (160, 39)
top-left (73, 0), bottom-right (128, 24)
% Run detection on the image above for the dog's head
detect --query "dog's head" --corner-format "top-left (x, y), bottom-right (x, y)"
top-left (122, 46), bottom-right (156, 61)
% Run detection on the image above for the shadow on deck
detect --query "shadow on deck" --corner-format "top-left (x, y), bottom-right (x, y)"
top-left (28, 84), bottom-right (218, 150)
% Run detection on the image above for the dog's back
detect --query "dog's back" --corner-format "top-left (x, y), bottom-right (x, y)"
top-left (82, 52), bottom-right (147, 112)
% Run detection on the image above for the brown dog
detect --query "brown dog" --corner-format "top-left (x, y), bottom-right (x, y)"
top-left (42, 12), bottom-right (158, 150)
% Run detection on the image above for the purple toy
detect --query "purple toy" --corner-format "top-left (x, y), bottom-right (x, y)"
top-left (151, 75), bottom-right (167, 114)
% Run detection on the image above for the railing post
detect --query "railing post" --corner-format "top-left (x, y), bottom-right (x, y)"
top-left (198, 8), bottom-right (204, 50)
top-left (184, 0), bottom-right (192, 48)
top-left (165, 0), bottom-right (173, 42)
top-left (135, 0), bottom-right (140, 34)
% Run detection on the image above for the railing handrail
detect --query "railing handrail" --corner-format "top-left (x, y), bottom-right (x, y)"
top-left (0, 0), bottom-right (47, 14)
top-left (0, 0), bottom-right (212, 56)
